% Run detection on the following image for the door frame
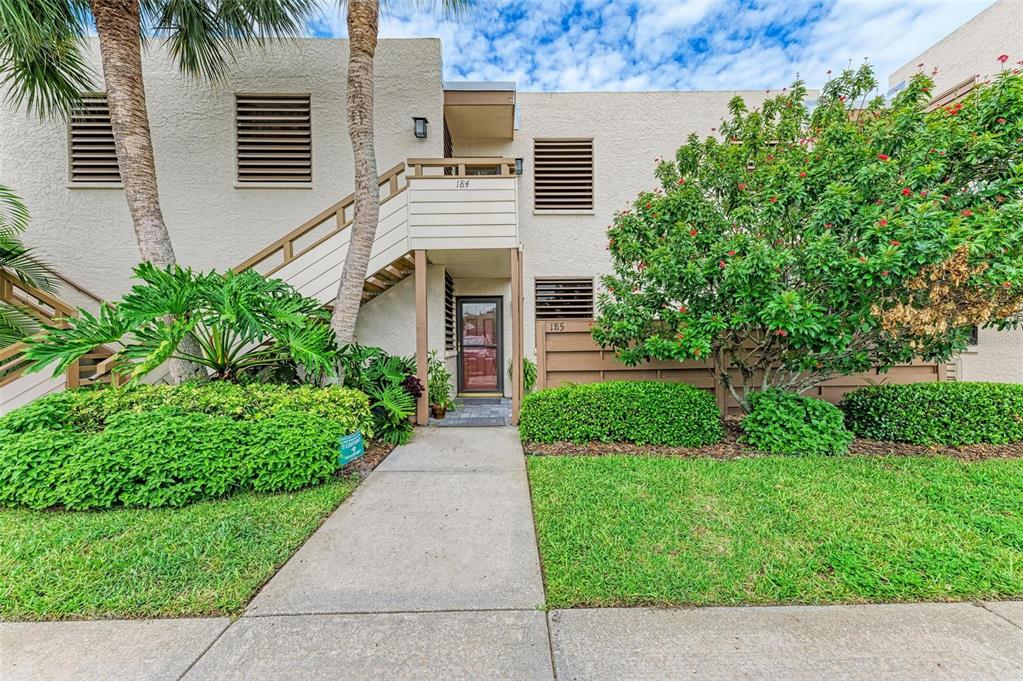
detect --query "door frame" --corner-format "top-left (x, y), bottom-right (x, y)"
top-left (456, 296), bottom-right (504, 394)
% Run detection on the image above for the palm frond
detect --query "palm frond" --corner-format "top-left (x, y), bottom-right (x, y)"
top-left (22, 303), bottom-right (129, 377)
top-left (146, 0), bottom-right (316, 81)
top-left (0, 302), bottom-right (39, 345)
top-left (0, 0), bottom-right (94, 119)
top-left (0, 183), bottom-right (29, 236)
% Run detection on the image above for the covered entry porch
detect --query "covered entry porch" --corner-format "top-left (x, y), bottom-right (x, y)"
top-left (410, 247), bottom-right (525, 426)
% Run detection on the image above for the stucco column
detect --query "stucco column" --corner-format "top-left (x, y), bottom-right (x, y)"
top-left (415, 249), bottom-right (429, 425)
top-left (510, 247), bottom-right (524, 424)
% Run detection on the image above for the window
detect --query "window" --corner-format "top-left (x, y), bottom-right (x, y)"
top-left (69, 93), bottom-right (120, 184)
top-left (235, 94), bottom-right (312, 183)
top-left (535, 277), bottom-right (594, 319)
top-left (969, 325), bottom-right (979, 346)
top-left (533, 138), bottom-right (593, 211)
top-left (445, 272), bottom-right (455, 351)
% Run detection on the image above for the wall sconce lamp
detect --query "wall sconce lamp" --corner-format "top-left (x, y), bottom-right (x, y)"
top-left (515, 158), bottom-right (523, 175)
top-left (413, 117), bottom-right (429, 139)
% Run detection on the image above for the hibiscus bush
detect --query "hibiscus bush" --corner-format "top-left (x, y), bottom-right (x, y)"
top-left (593, 62), bottom-right (1023, 411)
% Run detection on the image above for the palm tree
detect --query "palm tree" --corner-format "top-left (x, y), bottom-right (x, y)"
top-left (0, 185), bottom-right (57, 345)
top-left (330, 0), bottom-right (474, 346)
top-left (0, 0), bottom-right (315, 380)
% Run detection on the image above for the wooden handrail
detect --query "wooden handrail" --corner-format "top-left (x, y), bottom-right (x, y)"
top-left (234, 161), bottom-right (408, 274)
top-left (0, 271), bottom-right (78, 320)
top-left (407, 157), bottom-right (516, 177)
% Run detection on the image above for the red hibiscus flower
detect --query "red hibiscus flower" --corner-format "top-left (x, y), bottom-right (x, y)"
top-left (997, 54), bottom-right (1009, 63)
top-left (738, 183), bottom-right (746, 190)
top-left (769, 196), bottom-right (777, 203)
top-left (719, 260), bottom-right (727, 269)
top-left (997, 118), bottom-right (1007, 124)
top-left (689, 229), bottom-right (698, 237)
top-left (728, 250), bottom-right (737, 256)
top-left (890, 240), bottom-right (901, 246)
top-left (877, 153), bottom-right (889, 161)
top-left (879, 219), bottom-right (888, 226)
top-left (678, 177), bottom-right (686, 184)
top-left (678, 306), bottom-right (687, 313)
top-left (962, 209), bottom-right (973, 216)
top-left (799, 171), bottom-right (807, 178)
top-left (901, 188), bottom-right (912, 196)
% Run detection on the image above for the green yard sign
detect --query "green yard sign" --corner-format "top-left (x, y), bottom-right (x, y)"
top-left (339, 432), bottom-right (365, 466)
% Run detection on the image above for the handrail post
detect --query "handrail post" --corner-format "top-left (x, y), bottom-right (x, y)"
top-left (66, 359), bottom-right (80, 390)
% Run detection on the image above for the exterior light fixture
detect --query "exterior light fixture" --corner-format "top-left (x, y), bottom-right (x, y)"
top-left (413, 117), bottom-right (428, 139)
top-left (515, 158), bottom-right (524, 175)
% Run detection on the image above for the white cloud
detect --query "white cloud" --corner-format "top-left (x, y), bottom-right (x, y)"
top-left (308, 0), bottom-right (999, 92)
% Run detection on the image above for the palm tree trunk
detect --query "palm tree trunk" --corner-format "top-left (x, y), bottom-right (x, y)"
top-left (90, 0), bottom-right (199, 383)
top-left (330, 0), bottom-right (380, 346)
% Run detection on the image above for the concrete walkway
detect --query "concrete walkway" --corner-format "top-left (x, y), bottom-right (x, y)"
top-left (4, 426), bottom-right (1023, 679)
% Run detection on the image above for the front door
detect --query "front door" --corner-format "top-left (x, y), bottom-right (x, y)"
top-left (457, 297), bottom-right (503, 394)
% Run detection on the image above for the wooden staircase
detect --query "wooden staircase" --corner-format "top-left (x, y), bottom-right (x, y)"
top-left (0, 272), bottom-right (121, 414)
top-left (234, 161), bottom-right (419, 306)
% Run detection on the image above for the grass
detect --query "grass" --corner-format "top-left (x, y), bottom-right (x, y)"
top-left (0, 480), bottom-right (357, 621)
top-left (527, 455), bottom-right (1023, 608)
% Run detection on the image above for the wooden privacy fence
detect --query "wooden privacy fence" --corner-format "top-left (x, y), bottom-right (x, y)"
top-left (535, 320), bottom-right (945, 415)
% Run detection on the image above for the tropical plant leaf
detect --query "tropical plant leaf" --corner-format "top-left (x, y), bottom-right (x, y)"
top-left (22, 303), bottom-right (129, 376)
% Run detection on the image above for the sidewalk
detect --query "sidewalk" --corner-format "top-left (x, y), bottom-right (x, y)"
top-left (3, 427), bottom-right (1023, 680)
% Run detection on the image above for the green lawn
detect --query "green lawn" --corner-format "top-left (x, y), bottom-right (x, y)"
top-left (528, 455), bottom-right (1023, 608)
top-left (0, 480), bottom-right (357, 620)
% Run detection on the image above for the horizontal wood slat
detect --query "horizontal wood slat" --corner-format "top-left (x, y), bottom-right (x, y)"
top-left (236, 94), bottom-right (312, 183)
top-left (535, 319), bottom-right (944, 415)
top-left (535, 277), bottom-right (594, 319)
top-left (69, 94), bottom-right (119, 183)
top-left (534, 139), bottom-right (593, 210)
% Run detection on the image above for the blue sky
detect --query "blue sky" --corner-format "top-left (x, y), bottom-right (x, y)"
top-left (308, 0), bottom-right (999, 92)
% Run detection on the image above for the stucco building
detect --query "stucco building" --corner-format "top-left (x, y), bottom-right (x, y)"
top-left (1, 0), bottom-right (1020, 419)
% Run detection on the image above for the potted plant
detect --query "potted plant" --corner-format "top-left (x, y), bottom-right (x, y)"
top-left (427, 350), bottom-right (454, 419)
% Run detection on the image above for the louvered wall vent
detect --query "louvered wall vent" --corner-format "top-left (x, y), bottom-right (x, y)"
top-left (533, 139), bottom-right (593, 211)
top-left (535, 277), bottom-right (594, 319)
top-left (236, 94), bottom-right (312, 183)
top-left (69, 94), bottom-right (120, 184)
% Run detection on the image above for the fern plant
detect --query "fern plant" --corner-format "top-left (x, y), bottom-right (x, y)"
top-left (338, 343), bottom-right (418, 444)
top-left (24, 263), bottom-right (336, 382)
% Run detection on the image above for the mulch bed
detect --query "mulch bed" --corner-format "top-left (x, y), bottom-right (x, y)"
top-left (524, 419), bottom-right (1023, 461)
top-left (340, 440), bottom-right (396, 477)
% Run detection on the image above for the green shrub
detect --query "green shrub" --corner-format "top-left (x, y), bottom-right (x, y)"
top-left (519, 381), bottom-right (723, 446)
top-left (0, 392), bottom-right (74, 433)
top-left (22, 383), bottom-right (372, 436)
top-left (841, 382), bottom-right (1023, 445)
top-left (246, 412), bottom-right (349, 492)
top-left (742, 389), bottom-right (853, 456)
top-left (58, 410), bottom-right (247, 510)
top-left (0, 428), bottom-right (84, 508)
top-left (0, 383), bottom-right (377, 511)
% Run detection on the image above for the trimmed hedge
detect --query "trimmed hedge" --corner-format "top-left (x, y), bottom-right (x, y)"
top-left (0, 384), bottom-right (374, 510)
top-left (841, 382), bottom-right (1023, 445)
top-left (742, 389), bottom-right (853, 456)
top-left (0, 383), bottom-right (372, 435)
top-left (519, 381), bottom-right (723, 446)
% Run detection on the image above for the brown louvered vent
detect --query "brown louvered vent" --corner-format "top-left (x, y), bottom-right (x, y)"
top-left (534, 139), bottom-right (593, 211)
top-left (236, 94), bottom-right (312, 183)
top-left (535, 277), bottom-right (593, 319)
top-left (69, 94), bottom-right (120, 184)
top-left (445, 272), bottom-right (456, 351)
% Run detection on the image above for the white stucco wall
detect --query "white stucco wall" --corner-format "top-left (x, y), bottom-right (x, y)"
top-left (456, 89), bottom-right (772, 360)
top-left (0, 38), bottom-right (444, 300)
top-left (888, 0), bottom-right (1022, 92)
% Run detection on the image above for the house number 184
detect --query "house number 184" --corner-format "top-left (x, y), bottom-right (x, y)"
top-left (456, 179), bottom-right (470, 188)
